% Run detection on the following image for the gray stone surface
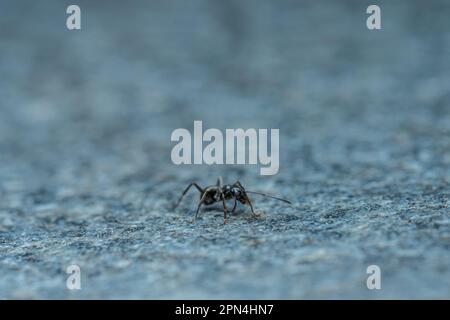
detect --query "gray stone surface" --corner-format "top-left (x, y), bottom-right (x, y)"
top-left (0, 0), bottom-right (449, 299)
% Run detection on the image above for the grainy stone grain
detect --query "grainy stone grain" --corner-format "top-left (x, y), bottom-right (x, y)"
top-left (0, 0), bottom-right (449, 299)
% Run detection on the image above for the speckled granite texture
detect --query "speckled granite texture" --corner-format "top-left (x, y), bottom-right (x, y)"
top-left (0, 0), bottom-right (449, 299)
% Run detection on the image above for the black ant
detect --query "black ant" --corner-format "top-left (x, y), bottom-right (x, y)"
top-left (173, 177), bottom-right (292, 224)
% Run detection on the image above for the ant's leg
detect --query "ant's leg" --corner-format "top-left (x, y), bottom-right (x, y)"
top-left (194, 203), bottom-right (202, 221)
top-left (246, 196), bottom-right (259, 217)
top-left (174, 183), bottom-right (203, 209)
top-left (231, 199), bottom-right (237, 214)
top-left (216, 176), bottom-right (223, 188)
top-left (193, 193), bottom-right (207, 222)
top-left (221, 193), bottom-right (229, 224)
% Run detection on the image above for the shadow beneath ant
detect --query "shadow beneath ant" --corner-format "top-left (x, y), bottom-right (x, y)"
top-left (186, 203), bottom-right (266, 224)
top-left (199, 203), bottom-right (246, 215)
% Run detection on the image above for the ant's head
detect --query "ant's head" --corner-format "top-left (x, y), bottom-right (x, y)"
top-left (231, 183), bottom-right (249, 204)
top-left (232, 180), bottom-right (292, 205)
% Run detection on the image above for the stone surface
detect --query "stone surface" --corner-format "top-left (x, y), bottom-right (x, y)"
top-left (0, 0), bottom-right (449, 299)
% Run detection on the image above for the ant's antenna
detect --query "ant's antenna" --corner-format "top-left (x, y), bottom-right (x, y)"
top-left (245, 191), bottom-right (292, 205)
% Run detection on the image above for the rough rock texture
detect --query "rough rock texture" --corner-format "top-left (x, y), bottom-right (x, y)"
top-left (0, 0), bottom-right (449, 299)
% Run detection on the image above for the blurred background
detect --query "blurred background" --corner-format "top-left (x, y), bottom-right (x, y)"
top-left (0, 0), bottom-right (449, 299)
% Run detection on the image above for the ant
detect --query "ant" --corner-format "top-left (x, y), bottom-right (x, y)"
top-left (173, 177), bottom-right (292, 224)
